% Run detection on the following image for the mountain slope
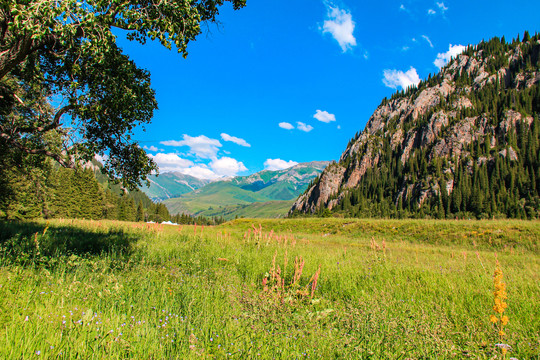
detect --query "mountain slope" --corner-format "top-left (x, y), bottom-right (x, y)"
top-left (291, 34), bottom-right (540, 219)
top-left (163, 161), bottom-right (329, 217)
top-left (141, 173), bottom-right (211, 201)
top-left (193, 200), bottom-right (295, 220)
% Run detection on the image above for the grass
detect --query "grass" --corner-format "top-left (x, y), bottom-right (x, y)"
top-left (196, 200), bottom-right (295, 220)
top-left (0, 218), bottom-right (538, 358)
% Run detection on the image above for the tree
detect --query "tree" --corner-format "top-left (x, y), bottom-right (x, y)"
top-left (136, 200), bottom-right (144, 222)
top-left (0, 0), bottom-right (246, 188)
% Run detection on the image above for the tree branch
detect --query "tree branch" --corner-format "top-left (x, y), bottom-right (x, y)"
top-left (12, 104), bottom-right (76, 134)
top-left (0, 132), bottom-right (73, 168)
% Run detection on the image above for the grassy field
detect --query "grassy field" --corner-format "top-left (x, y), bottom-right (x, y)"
top-left (0, 218), bottom-right (538, 359)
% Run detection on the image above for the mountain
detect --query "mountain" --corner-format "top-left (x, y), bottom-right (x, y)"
top-left (163, 161), bottom-right (329, 217)
top-left (291, 33), bottom-right (540, 219)
top-left (141, 172), bottom-right (211, 201)
top-left (187, 200), bottom-right (295, 221)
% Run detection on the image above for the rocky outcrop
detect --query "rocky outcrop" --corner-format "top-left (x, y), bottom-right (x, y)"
top-left (290, 36), bottom-right (540, 215)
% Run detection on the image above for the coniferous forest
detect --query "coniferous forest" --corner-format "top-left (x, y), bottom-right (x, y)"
top-left (0, 157), bottom-right (224, 225)
top-left (292, 33), bottom-right (540, 220)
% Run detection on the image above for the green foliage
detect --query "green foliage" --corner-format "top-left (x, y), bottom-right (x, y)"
top-left (0, 0), bottom-right (246, 188)
top-left (0, 159), bottom-right (172, 223)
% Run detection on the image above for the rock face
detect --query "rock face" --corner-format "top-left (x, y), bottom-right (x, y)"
top-left (290, 36), bottom-right (540, 215)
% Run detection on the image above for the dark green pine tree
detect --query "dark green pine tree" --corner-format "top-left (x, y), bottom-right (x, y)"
top-left (102, 189), bottom-right (119, 220)
top-left (136, 200), bottom-right (145, 222)
top-left (73, 168), bottom-right (103, 220)
top-left (52, 167), bottom-right (77, 218)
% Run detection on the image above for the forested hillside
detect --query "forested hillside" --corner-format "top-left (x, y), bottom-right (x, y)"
top-left (291, 33), bottom-right (540, 219)
top-left (0, 158), bottom-right (172, 222)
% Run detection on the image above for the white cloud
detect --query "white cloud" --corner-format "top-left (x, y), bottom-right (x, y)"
top-left (434, 44), bottom-right (467, 68)
top-left (437, 2), bottom-right (448, 12)
top-left (210, 157), bottom-right (247, 177)
top-left (161, 134), bottom-right (222, 159)
top-left (149, 153), bottom-right (194, 173)
top-left (322, 5), bottom-right (357, 52)
top-left (95, 154), bottom-right (108, 164)
top-left (422, 35), bottom-right (434, 48)
top-left (399, 4), bottom-right (406, 11)
top-left (264, 159), bottom-right (299, 171)
top-left (143, 145), bottom-right (160, 152)
top-left (337, 125), bottom-right (341, 130)
top-left (220, 133), bottom-right (251, 147)
top-left (182, 165), bottom-right (221, 180)
top-left (279, 122), bottom-right (294, 130)
top-left (402, 46), bottom-right (410, 51)
top-left (313, 110), bottom-right (336, 123)
top-left (297, 122), bottom-right (314, 132)
top-left (382, 67), bottom-right (421, 90)
top-left (427, 9), bottom-right (436, 15)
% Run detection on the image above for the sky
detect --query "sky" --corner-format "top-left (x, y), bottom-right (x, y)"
top-left (115, 0), bottom-right (540, 180)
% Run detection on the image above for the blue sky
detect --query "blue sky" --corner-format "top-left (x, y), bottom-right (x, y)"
top-left (116, 0), bottom-right (540, 179)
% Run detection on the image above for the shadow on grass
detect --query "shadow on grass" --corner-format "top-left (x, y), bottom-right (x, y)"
top-left (0, 221), bottom-right (139, 265)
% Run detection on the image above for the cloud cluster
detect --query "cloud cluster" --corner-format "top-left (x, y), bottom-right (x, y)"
top-left (297, 122), bottom-right (314, 132)
top-left (157, 133), bottom-right (250, 179)
top-left (210, 157), bottom-right (247, 177)
top-left (279, 121), bottom-right (314, 132)
top-left (322, 4), bottom-right (357, 52)
top-left (437, 2), bottom-right (448, 12)
top-left (264, 159), bottom-right (298, 171)
top-left (382, 67), bottom-right (421, 90)
top-left (148, 153), bottom-right (194, 173)
top-left (279, 122), bottom-right (295, 130)
top-left (161, 135), bottom-right (221, 159)
top-left (434, 44), bottom-right (466, 68)
top-left (313, 110), bottom-right (336, 123)
top-left (143, 145), bottom-right (160, 152)
top-left (221, 133), bottom-right (251, 147)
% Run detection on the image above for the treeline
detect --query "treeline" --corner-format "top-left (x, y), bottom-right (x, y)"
top-left (292, 33), bottom-right (539, 220)
top-left (0, 159), bottom-right (170, 222)
top-left (169, 213), bottom-right (226, 226)
top-left (0, 159), bottom-right (224, 225)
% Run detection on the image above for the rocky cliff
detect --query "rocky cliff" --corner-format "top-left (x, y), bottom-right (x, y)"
top-left (291, 34), bottom-right (540, 219)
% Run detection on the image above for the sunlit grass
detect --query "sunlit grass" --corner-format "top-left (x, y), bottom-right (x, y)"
top-left (0, 218), bottom-right (538, 358)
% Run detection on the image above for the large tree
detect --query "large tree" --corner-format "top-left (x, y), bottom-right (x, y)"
top-left (0, 0), bottom-right (245, 188)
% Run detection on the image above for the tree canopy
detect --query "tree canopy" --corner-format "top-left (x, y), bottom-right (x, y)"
top-left (0, 0), bottom-right (246, 188)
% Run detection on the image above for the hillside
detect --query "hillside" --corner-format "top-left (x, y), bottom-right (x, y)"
top-left (141, 172), bottom-right (211, 201)
top-left (163, 161), bottom-right (328, 217)
top-left (195, 200), bottom-right (295, 220)
top-left (291, 33), bottom-right (540, 219)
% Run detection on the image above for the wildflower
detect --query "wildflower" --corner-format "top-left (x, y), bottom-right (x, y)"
top-left (491, 263), bottom-right (510, 356)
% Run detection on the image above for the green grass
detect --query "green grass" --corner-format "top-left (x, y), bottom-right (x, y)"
top-left (0, 218), bottom-right (538, 358)
top-left (196, 200), bottom-right (295, 220)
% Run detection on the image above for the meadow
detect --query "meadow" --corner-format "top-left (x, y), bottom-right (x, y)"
top-left (0, 218), bottom-right (538, 359)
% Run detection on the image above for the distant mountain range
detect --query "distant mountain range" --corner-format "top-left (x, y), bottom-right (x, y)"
top-left (140, 161), bottom-right (329, 219)
top-left (142, 173), bottom-right (211, 201)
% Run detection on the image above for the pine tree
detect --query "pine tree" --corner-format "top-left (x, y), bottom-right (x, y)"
top-left (137, 200), bottom-right (145, 222)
